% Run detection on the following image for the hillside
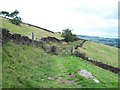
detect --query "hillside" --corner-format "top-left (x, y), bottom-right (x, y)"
top-left (2, 42), bottom-right (118, 88)
top-left (0, 17), bottom-right (63, 40)
top-left (77, 41), bottom-right (118, 68)
top-left (1, 17), bottom-right (119, 88)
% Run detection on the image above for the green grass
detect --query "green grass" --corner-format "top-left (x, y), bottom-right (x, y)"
top-left (0, 17), bottom-right (63, 40)
top-left (77, 41), bottom-right (118, 68)
top-left (2, 42), bottom-right (118, 88)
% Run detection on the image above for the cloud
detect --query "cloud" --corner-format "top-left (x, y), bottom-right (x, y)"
top-left (0, 0), bottom-right (119, 38)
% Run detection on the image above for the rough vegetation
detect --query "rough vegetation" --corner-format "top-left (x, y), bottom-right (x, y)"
top-left (2, 42), bottom-right (118, 88)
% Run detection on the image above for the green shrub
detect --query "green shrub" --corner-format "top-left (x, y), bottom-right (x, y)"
top-left (10, 16), bottom-right (22, 25)
top-left (62, 28), bottom-right (79, 42)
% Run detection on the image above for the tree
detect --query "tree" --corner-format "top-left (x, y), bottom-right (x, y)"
top-left (11, 16), bottom-right (22, 25)
top-left (0, 11), bottom-right (9, 17)
top-left (9, 10), bottom-right (19, 18)
top-left (62, 28), bottom-right (79, 42)
top-left (9, 10), bottom-right (22, 25)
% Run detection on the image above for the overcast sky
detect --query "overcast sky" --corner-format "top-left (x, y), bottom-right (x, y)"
top-left (1, 0), bottom-right (119, 38)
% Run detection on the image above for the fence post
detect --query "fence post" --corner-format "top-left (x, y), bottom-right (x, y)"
top-left (32, 32), bottom-right (34, 44)
top-left (71, 46), bottom-right (75, 55)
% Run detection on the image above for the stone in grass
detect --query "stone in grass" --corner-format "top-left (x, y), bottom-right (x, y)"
top-left (78, 69), bottom-right (99, 83)
top-left (48, 77), bottom-right (51, 80)
top-left (47, 77), bottom-right (54, 80)
top-left (93, 78), bottom-right (99, 83)
top-left (50, 46), bottom-right (58, 55)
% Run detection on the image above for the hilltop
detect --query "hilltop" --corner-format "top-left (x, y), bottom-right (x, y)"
top-left (1, 17), bottom-right (119, 88)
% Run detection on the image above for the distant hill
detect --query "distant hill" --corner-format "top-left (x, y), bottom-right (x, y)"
top-left (77, 35), bottom-right (119, 48)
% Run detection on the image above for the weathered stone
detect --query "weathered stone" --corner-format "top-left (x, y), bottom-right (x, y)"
top-left (74, 51), bottom-right (85, 58)
top-left (93, 78), bottom-right (99, 83)
top-left (78, 69), bottom-right (94, 78)
top-left (1, 28), bottom-right (12, 44)
top-left (78, 69), bottom-right (99, 83)
top-left (50, 46), bottom-right (58, 55)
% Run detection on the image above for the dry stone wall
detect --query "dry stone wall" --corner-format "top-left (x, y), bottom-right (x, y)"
top-left (74, 51), bottom-right (120, 73)
top-left (1, 28), bottom-right (57, 55)
top-left (1, 28), bottom-right (42, 46)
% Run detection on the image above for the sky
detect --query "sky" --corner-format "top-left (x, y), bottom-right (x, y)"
top-left (0, 0), bottom-right (119, 38)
